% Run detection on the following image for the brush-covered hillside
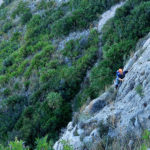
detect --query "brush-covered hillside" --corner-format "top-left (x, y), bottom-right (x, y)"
top-left (0, 0), bottom-right (150, 149)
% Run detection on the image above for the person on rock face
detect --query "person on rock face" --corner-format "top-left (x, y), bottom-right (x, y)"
top-left (115, 69), bottom-right (128, 89)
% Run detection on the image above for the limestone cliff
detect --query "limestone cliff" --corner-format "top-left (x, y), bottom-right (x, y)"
top-left (54, 33), bottom-right (150, 150)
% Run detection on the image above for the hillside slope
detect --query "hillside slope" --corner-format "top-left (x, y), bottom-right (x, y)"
top-left (0, 0), bottom-right (126, 147)
top-left (54, 33), bottom-right (150, 150)
top-left (0, 0), bottom-right (150, 149)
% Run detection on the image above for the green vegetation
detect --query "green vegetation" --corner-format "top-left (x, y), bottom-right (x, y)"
top-left (36, 0), bottom-right (56, 10)
top-left (74, 0), bottom-right (150, 109)
top-left (0, 0), bottom-right (149, 149)
top-left (61, 140), bottom-right (73, 150)
top-left (136, 84), bottom-right (144, 97)
top-left (51, 0), bottom-right (123, 37)
top-left (1, 0), bottom-right (14, 7)
top-left (90, 130), bottom-right (150, 150)
top-left (1, 130), bottom-right (150, 150)
top-left (0, 0), bottom-right (100, 146)
top-left (2, 21), bottom-right (13, 33)
top-left (11, 1), bottom-right (32, 24)
top-left (0, 136), bottom-right (53, 150)
top-left (140, 130), bottom-right (150, 150)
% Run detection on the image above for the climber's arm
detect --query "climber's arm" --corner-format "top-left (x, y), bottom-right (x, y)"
top-left (124, 70), bottom-right (128, 74)
top-left (119, 78), bottom-right (124, 82)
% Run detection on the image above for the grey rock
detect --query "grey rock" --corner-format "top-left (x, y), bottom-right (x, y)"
top-left (90, 129), bottom-right (99, 138)
top-left (128, 140), bottom-right (134, 150)
top-left (83, 136), bottom-right (93, 149)
top-left (90, 99), bottom-right (107, 114)
top-left (77, 128), bottom-right (84, 136)
top-left (0, 0), bottom-right (3, 6)
top-left (83, 136), bottom-right (93, 144)
top-left (67, 122), bottom-right (73, 131)
top-left (54, 33), bottom-right (150, 150)
top-left (129, 81), bottom-right (135, 90)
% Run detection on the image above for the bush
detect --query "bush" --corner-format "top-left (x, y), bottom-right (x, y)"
top-left (25, 15), bottom-right (43, 40)
top-left (11, 1), bottom-right (29, 18)
top-left (136, 84), bottom-right (144, 97)
top-left (9, 138), bottom-right (28, 150)
top-left (51, 0), bottom-right (123, 37)
top-left (21, 10), bottom-right (32, 25)
top-left (62, 39), bottom-right (81, 61)
top-left (0, 75), bottom-right (8, 85)
top-left (46, 92), bottom-right (63, 109)
top-left (36, 136), bottom-right (53, 150)
top-left (3, 56), bottom-right (13, 67)
top-left (11, 32), bottom-right (21, 42)
top-left (61, 140), bottom-right (73, 150)
top-left (11, 0), bottom-right (32, 25)
top-left (0, 95), bottom-right (27, 144)
top-left (3, 88), bottom-right (11, 97)
top-left (0, 144), bottom-right (7, 150)
top-left (36, 0), bottom-right (55, 10)
top-left (2, 21), bottom-right (13, 33)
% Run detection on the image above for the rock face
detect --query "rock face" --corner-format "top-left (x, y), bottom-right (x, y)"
top-left (54, 0), bottom-right (69, 5)
top-left (54, 33), bottom-right (150, 150)
top-left (98, 2), bottom-right (125, 32)
top-left (0, 0), bottom-right (3, 5)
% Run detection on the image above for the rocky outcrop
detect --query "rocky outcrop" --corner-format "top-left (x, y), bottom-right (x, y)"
top-left (56, 1), bottom-right (125, 51)
top-left (97, 2), bottom-right (125, 32)
top-left (54, 0), bottom-right (69, 5)
top-left (54, 33), bottom-right (150, 150)
top-left (0, 0), bottom-right (3, 5)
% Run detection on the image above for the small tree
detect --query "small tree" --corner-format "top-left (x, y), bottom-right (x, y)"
top-left (35, 136), bottom-right (53, 150)
top-left (9, 137), bottom-right (28, 150)
top-left (61, 140), bottom-right (73, 150)
top-left (46, 92), bottom-right (63, 109)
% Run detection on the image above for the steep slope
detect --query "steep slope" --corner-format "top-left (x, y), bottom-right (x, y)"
top-left (0, 0), bottom-right (150, 149)
top-left (0, 0), bottom-right (127, 147)
top-left (56, 1), bottom-right (125, 51)
top-left (54, 33), bottom-right (150, 150)
top-left (74, 0), bottom-right (150, 110)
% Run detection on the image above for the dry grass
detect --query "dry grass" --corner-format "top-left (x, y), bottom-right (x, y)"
top-left (88, 130), bottom-right (150, 150)
top-left (89, 138), bottom-right (143, 150)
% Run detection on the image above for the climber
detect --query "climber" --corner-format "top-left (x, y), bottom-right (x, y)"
top-left (115, 69), bottom-right (128, 89)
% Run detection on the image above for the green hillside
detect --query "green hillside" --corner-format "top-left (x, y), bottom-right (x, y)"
top-left (0, 0), bottom-right (150, 149)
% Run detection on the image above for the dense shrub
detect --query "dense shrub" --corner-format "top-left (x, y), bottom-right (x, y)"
top-left (0, 8), bottom-right (7, 21)
top-left (136, 84), bottom-right (144, 97)
top-left (36, 0), bottom-right (55, 10)
top-left (51, 0), bottom-right (123, 37)
top-left (2, 21), bottom-right (13, 33)
top-left (24, 15), bottom-right (43, 40)
top-left (3, 56), bottom-right (13, 67)
top-left (74, 0), bottom-right (150, 109)
top-left (0, 0), bottom-right (150, 148)
top-left (0, 95), bottom-right (27, 143)
top-left (0, 136), bottom-right (54, 150)
top-left (11, 1), bottom-right (29, 18)
top-left (20, 10), bottom-right (32, 25)
top-left (11, 0), bottom-right (32, 24)
top-left (11, 32), bottom-right (21, 42)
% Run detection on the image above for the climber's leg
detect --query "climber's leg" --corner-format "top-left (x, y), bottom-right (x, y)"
top-left (115, 78), bottom-right (120, 89)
